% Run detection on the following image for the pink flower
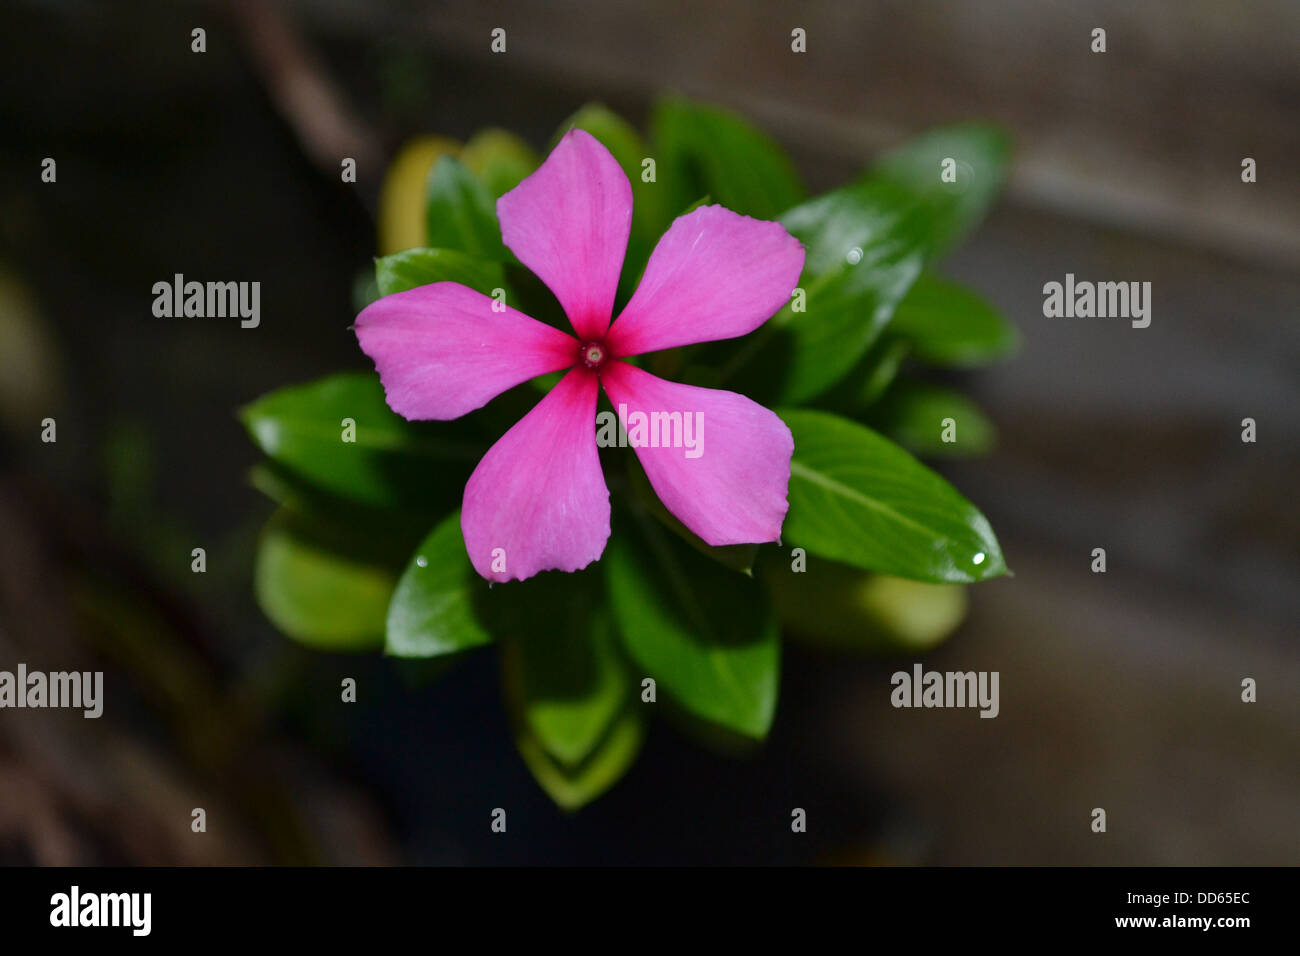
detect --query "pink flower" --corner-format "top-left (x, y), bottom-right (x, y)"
top-left (355, 129), bottom-right (805, 582)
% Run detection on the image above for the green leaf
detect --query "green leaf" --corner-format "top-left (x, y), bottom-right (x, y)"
top-left (488, 559), bottom-right (644, 809)
top-left (818, 336), bottom-right (912, 411)
top-left (515, 707), bottom-right (644, 811)
top-left (604, 510), bottom-right (779, 738)
top-left (679, 194), bottom-right (712, 216)
top-left (254, 509), bottom-right (393, 652)
top-left (374, 247), bottom-right (505, 298)
top-left (762, 551), bottom-right (968, 653)
top-left (720, 179), bottom-right (926, 404)
top-left (558, 104), bottom-right (647, 184)
top-left (869, 123), bottom-right (1010, 261)
top-left (460, 128), bottom-right (538, 198)
top-left (868, 381), bottom-right (997, 458)
top-left (780, 408), bottom-right (1006, 583)
top-left (249, 460), bottom-right (426, 549)
top-left (718, 123), bottom-right (1009, 402)
top-left (888, 273), bottom-right (1019, 366)
top-left (385, 511), bottom-right (493, 658)
top-left (502, 607), bottom-right (633, 770)
top-left (650, 95), bottom-right (804, 221)
top-left (495, 261), bottom-right (568, 334)
top-left (424, 156), bottom-right (507, 259)
top-left (352, 267), bottom-right (380, 311)
top-left (241, 373), bottom-right (482, 509)
top-left (560, 103), bottom-right (667, 302)
top-left (626, 459), bottom-right (756, 573)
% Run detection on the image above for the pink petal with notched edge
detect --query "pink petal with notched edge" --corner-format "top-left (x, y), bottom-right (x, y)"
top-left (605, 205), bottom-right (805, 357)
top-left (462, 368), bottom-right (610, 582)
top-left (355, 282), bottom-right (577, 421)
top-left (601, 362), bottom-right (792, 546)
top-left (497, 129), bottom-right (632, 343)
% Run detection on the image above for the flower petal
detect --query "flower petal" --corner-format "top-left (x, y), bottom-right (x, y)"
top-left (462, 368), bottom-right (610, 581)
top-left (355, 282), bottom-right (577, 421)
top-left (497, 128), bottom-right (632, 342)
top-left (605, 205), bottom-right (805, 357)
top-left (601, 362), bottom-right (792, 546)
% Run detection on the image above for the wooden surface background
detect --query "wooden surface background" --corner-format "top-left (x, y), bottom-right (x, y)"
top-left (0, 0), bottom-right (1295, 864)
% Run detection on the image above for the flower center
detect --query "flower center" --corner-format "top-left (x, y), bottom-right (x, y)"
top-left (580, 341), bottom-right (607, 370)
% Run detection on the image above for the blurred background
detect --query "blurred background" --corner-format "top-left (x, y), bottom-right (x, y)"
top-left (0, 0), bottom-right (1296, 864)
